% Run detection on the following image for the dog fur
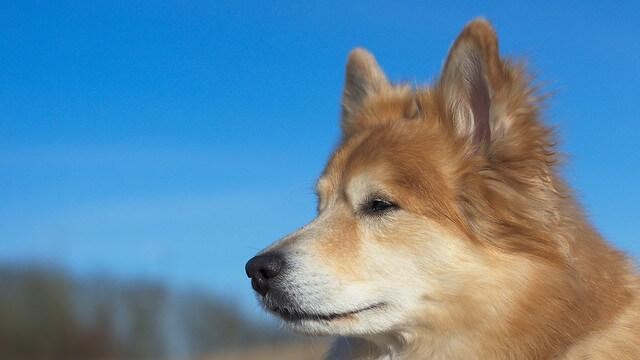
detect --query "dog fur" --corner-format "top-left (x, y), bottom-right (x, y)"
top-left (249, 18), bottom-right (640, 359)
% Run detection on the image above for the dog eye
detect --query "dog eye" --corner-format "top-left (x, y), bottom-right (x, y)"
top-left (361, 198), bottom-right (398, 216)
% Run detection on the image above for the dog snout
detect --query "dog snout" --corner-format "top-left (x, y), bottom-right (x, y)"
top-left (245, 253), bottom-right (285, 296)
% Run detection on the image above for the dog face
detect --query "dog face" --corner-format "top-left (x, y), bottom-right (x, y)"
top-left (247, 20), bottom-right (558, 337)
top-left (255, 122), bottom-right (491, 336)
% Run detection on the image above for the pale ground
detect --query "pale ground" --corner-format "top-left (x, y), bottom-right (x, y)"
top-left (200, 340), bottom-right (330, 360)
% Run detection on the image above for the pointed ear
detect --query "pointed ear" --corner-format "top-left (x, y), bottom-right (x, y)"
top-left (439, 18), bottom-right (502, 148)
top-left (341, 48), bottom-right (389, 133)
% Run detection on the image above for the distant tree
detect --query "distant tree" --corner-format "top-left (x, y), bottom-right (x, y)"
top-left (0, 264), bottom-right (291, 360)
top-left (120, 282), bottom-right (169, 359)
top-left (0, 266), bottom-right (116, 360)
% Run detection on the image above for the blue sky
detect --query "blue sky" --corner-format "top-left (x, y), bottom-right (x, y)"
top-left (1, 1), bottom-right (639, 316)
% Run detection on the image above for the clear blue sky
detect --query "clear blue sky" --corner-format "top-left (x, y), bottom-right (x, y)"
top-left (1, 1), bottom-right (638, 315)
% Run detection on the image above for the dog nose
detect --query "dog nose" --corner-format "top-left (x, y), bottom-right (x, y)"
top-left (245, 253), bottom-right (284, 296)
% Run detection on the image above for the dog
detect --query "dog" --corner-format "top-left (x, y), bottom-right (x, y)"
top-left (245, 18), bottom-right (640, 359)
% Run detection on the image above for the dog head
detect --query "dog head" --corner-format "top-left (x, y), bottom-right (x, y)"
top-left (246, 19), bottom-right (561, 337)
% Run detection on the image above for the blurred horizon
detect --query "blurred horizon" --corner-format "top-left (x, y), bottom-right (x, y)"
top-left (1, 1), bottom-right (639, 358)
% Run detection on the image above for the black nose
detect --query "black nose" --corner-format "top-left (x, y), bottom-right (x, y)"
top-left (245, 253), bottom-right (284, 296)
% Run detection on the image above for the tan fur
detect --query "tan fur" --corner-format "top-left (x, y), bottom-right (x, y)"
top-left (252, 18), bottom-right (640, 359)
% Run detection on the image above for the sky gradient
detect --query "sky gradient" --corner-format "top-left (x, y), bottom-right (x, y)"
top-left (1, 1), bottom-right (639, 316)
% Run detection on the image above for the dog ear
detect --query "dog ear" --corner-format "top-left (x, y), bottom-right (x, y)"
top-left (341, 48), bottom-right (389, 134)
top-left (438, 18), bottom-right (502, 150)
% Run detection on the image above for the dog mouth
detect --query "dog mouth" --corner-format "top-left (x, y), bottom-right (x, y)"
top-left (268, 302), bottom-right (386, 322)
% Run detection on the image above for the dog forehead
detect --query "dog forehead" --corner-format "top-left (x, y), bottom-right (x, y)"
top-left (320, 130), bottom-right (419, 194)
top-left (318, 132), bottom-right (370, 193)
top-left (345, 167), bottom-right (390, 202)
